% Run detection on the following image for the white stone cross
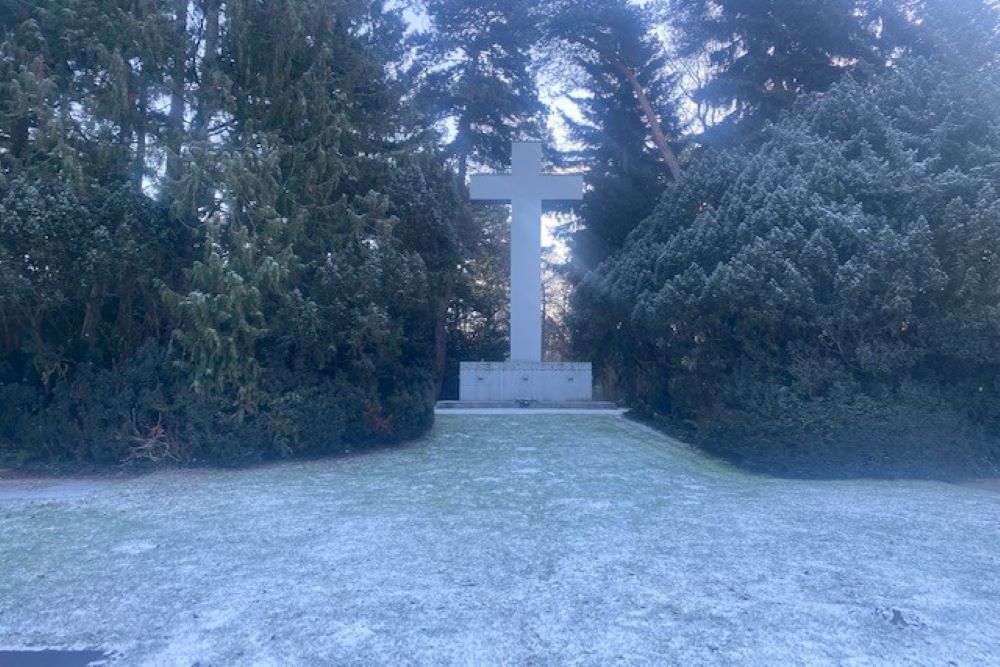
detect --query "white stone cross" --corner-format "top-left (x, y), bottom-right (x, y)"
top-left (470, 142), bottom-right (584, 362)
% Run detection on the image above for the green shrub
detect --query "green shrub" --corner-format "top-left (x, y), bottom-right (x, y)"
top-left (576, 59), bottom-right (1000, 474)
top-left (0, 169), bottom-right (449, 465)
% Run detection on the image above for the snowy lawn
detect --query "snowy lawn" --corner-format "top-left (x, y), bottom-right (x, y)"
top-left (1, 413), bottom-right (998, 665)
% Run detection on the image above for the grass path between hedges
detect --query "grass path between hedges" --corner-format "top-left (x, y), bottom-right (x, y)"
top-left (1, 413), bottom-right (999, 665)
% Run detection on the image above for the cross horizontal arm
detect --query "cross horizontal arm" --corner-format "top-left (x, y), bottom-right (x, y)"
top-left (537, 174), bottom-right (585, 202)
top-left (470, 173), bottom-right (585, 203)
top-left (469, 174), bottom-right (515, 202)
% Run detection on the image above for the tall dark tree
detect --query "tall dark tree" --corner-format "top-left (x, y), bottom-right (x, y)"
top-left (545, 0), bottom-right (682, 274)
top-left (673, 0), bottom-right (907, 143)
top-left (440, 207), bottom-right (511, 398)
top-left (545, 0), bottom-right (684, 180)
top-left (0, 0), bottom-right (175, 190)
top-left (905, 0), bottom-right (1000, 73)
top-left (412, 0), bottom-right (545, 180)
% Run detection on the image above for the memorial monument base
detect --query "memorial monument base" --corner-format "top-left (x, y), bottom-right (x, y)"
top-left (459, 361), bottom-right (593, 402)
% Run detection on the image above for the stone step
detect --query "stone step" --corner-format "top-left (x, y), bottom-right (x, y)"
top-left (436, 400), bottom-right (619, 410)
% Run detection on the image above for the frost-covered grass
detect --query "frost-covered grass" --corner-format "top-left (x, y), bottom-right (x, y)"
top-left (1, 414), bottom-right (998, 665)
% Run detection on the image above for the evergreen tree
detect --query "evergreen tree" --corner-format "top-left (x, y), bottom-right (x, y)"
top-left (906, 0), bottom-right (999, 74)
top-left (0, 0), bottom-right (176, 189)
top-left (440, 207), bottom-right (511, 398)
top-left (412, 0), bottom-right (545, 180)
top-left (544, 0), bottom-right (682, 274)
top-left (162, 0), bottom-right (454, 450)
top-left (574, 57), bottom-right (1000, 474)
top-left (385, 150), bottom-right (471, 394)
top-left (673, 0), bottom-right (906, 143)
top-left (545, 0), bottom-right (684, 180)
top-left (0, 0), bottom-right (470, 462)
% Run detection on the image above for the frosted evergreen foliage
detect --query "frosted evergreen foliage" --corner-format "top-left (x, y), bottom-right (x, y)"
top-left (575, 59), bottom-right (1000, 472)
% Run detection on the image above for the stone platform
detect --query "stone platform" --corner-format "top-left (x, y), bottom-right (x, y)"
top-left (459, 361), bottom-right (593, 402)
top-left (436, 400), bottom-right (617, 412)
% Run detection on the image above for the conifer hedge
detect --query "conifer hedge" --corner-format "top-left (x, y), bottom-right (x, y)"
top-left (0, 0), bottom-right (465, 463)
top-left (574, 60), bottom-right (1000, 474)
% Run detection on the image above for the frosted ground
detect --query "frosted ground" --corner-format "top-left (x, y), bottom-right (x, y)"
top-left (1, 414), bottom-right (999, 665)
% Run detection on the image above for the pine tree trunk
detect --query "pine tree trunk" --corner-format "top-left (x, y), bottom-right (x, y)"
top-left (133, 77), bottom-right (148, 190)
top-left (433, 278), bottom-right (454, 398)
top-left (457, 115), bottom-right (471, 182)
top-left (10, 115), bottom-right (29, 159)
top-left (166, 0), bottom-right (187, 184)
top-left (611, 60), bottom-right (684, 181)
top-left (115, 272), bottom-right (136, 355)
top-left (81, 282), bottom-right (104, 343)
top-left (193, 0), bottom-right (219, 138)
top-left (0, 304), bottom-right (18, 353)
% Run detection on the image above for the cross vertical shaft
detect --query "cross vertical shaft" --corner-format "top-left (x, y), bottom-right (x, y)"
top-left (510, 196), bottom-right (543, 362)
top-left (469, 142), bottom-right (584, 363)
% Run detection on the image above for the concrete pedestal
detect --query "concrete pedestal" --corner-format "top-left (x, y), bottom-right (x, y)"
top-left (459, 362), bottom-right (592, 402)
